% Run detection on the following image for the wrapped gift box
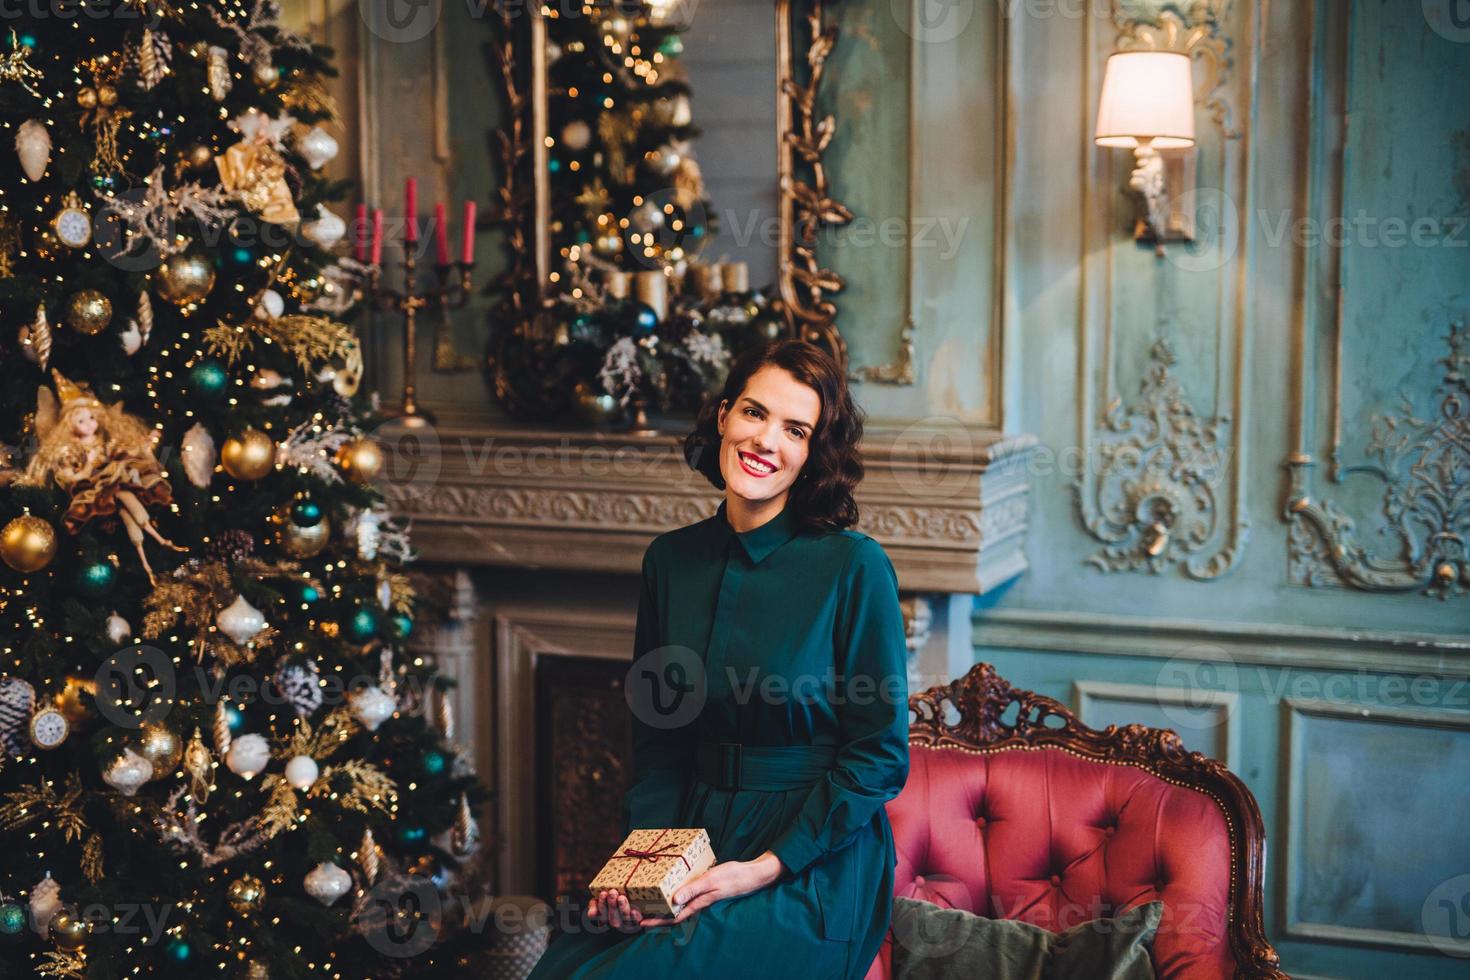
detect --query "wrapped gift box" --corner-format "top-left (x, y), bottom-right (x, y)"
top-left (587, 828), bottom-right (715, 918)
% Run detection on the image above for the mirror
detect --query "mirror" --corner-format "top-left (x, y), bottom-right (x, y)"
top-left (486, 0), bottom-right (850, 426)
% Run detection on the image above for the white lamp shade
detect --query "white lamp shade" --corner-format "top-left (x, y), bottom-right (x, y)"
top-left (1095, 51), bottom-right (1196, 149)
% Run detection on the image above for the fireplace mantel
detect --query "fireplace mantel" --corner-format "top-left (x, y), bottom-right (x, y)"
top-left (381, 417), bottom-right (1035, 595)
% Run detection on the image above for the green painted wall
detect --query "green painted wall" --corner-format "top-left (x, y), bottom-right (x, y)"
top-left (816, 0), bottom-right (1469, 976)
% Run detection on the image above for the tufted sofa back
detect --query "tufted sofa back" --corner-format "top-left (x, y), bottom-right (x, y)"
top-left (863, 664), bottom-right (1286, 980)
top-left (881, 745), bottom-right (1234, 977)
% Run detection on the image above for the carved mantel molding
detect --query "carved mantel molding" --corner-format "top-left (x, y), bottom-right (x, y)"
top-left (381, 417), bottom-right (1035, 595)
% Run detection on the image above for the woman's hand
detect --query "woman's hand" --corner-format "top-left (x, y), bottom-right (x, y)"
top-left (587, 889), bottom-right (644, 933)
top-left (635, 850), bottom-right (785, 928)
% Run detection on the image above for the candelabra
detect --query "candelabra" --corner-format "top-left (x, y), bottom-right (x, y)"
top-left (366, 249), bottom-right (475, 428)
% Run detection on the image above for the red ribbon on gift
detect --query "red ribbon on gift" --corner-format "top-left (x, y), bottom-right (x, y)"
top-left (615, 829), bottom-right (692, 891)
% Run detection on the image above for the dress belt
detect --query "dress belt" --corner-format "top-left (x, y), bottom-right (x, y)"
top-left (693, 740), bottom-right (837, 791)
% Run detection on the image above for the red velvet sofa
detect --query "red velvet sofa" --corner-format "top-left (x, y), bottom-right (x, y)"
top-left (866, 664), bottom-right (1288, 979)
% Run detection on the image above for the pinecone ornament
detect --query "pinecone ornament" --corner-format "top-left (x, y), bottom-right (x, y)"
top-left (207, 529), bottom-right (256, 565)
top-left (272, 659), bottom-right (322, 718)
top-left (0, 676), bottom-right (37, 756)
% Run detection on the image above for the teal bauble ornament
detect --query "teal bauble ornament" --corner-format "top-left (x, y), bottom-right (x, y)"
top-left (290, 500), bottom-right (323, 527)
top-left (397, 825), bottom-right (427, 844)
top-left (225, 704), bottom-right (245, 733)
top-left (0, 901), bottom-right (24, 935)
top-left (631, 304), bottom-right (658, 335)
top-left (658, 34), bottom-right (683, 56)
top-left (392, 614), bottom-right (413, 640)
top-left (422, 750), bottom-right (447, 776)
top-left (348, 607), bottom-right (379, 641)
top-left (76, 559), bottom-right (117, 597)
top-left (166, 938), bottom-right (191, 962)
top-left (298, 584), bottom-right (321, 605)
top-left (189, 359), bottom-right (228, 397)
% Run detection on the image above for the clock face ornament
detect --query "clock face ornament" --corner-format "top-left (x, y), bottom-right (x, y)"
top-left (52, 191), bottom-right (93, 249)
top-left (29, 706), bottom-right (69, 749)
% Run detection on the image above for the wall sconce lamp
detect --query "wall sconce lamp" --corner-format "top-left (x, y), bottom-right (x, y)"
top-left (1095, 50), bottom-right (1197, 256)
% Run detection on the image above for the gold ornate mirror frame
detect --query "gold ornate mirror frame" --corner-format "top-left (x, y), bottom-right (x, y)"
top-left (486, 0), bottom-right (851, 420)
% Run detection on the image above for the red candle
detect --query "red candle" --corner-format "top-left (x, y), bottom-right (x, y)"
top-left (354, 203), bottom-right (367, 261)
top-left (433, 203), bottom-right (450, 266)
top-left (404, 177), bottom-right (418, 242)
top-left (370, 208), bottom-right (384, 266)
top-left (461, 200), bottom-right (477, 264)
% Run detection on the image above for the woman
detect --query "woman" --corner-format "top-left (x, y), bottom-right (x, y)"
top-left (527, 339), bottom-right (910, 979)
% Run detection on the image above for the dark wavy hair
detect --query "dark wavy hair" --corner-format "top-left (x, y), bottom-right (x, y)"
top-left (683, 339), bottom-right (864, 532)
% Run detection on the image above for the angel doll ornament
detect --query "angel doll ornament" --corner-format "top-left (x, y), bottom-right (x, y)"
top-left (22, 372), bottom-right (186, 582)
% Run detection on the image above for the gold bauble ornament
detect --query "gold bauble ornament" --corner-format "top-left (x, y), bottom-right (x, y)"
top-left (154, 252), bottom-right (216, 306)
top-left (97, 84), bottom-right (118, 108)
top-left (76, 86), bottom-right (98, 109)
top-left (271, 506), bottom-right (331, 558)
top-left (183, 142), bottom-right (214, 170)
top-left (135, 722), bottom-right (183, 777)
top-left (48, 905), bottom-right (90, 950)
top-left (335, 438), bottom-right (384, 483)
top-left (1, 515), bottom-right (57, 573)
top-left (56, 676), bottom-right (95, 725)
top-left (64, 289), bottom-right (113, 335)
top-left (227, 875), bottom-right (266, 914)
top-left (220, 429), bottom-right (277, 481)
top-left (240, 959), bottom-right (270, 980)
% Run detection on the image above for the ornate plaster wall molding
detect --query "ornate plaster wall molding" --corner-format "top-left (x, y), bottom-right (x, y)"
top-left (380, 419), bottom-right (1035, 595)
top-left (1075, 339), bottom-right (1241, 577)
top-left (1288, 323), bottom-right (1470, 599)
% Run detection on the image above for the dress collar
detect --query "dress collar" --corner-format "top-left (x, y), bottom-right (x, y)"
top-left (716, 497), bottom-right (800, 565)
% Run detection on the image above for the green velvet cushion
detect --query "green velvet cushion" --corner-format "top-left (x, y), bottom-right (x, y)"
top-left (889, 897), bottom-right (1164, 980)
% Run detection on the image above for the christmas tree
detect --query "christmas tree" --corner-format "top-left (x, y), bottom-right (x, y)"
top-left (488, 0), bottom-right (745, 425)
top-left (0, 3), bottom-right (485, 977)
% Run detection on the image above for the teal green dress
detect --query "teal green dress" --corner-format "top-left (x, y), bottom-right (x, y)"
top-left (527, 497), bottom-right (910, 979)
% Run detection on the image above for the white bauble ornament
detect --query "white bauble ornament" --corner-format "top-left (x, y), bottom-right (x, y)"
top-left (296, 126), bottom-right (338, 170)
top-left (217, 594), bottom-right (268, 646)
top-left (225, 733), bottom-right (270, 780)
top-left (0, 676), bottom-right (37, 756)
top-left (103, 748), bottom-right (153, 796)
top-left (119, 318), bottom-right (143, 355)
top-left (181, 423), bottom-right (217, 489)
top-left (561, 119), bottom-right (592, 151)
top-left (302, 205), bottom-right (346, 248)
top-left (303, 862), bottom-right (352, 907)
top-left (284, 755), bottom-right (319, 791)
top-left (254, 289), bottom-right (285, 320)
top-left (29, 873), bottom-right (61, 937)
top-left (106, 612), bottom-right (132, 645)
top-left (351, 685), bottom-right (396, 732)
top-left (353, 510), bottom-right (381, 561)
top-left (16, 120), bottom-right (51, 183)
top-left (670, 93), bottom-right (692, 127)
